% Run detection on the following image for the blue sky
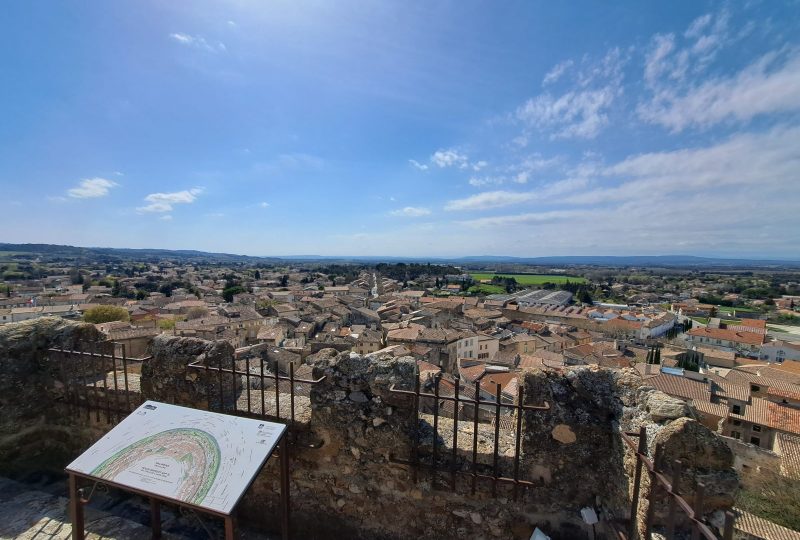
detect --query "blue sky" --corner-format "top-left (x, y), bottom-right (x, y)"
top-left (2, 1), bottom-right (799, 258)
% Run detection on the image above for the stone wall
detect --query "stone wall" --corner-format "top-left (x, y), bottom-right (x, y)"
top-left (0, 319), bottom-right (739, 540)
top-left (0, 318), bottom-right (103, 474)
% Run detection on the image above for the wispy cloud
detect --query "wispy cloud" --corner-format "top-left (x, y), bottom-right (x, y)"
top-left (67, 178), bottom-right (118, 199)
top-left (638, 48), bottom-right (800, 132)
top-left (390, 206), bottom-right (431, 217)
top-left (444, 190), bottom-right (537, 211)
top-left (259, 201), bottom-right (270, 208)
top-left (431, 148), bottom-right (469, 168)
top-left (169, 33), bottom-right (226, 53)
top-left (409, 159), bottom-right (429, 171)
top-left (517, 48), bottom-right (627, 139)
top-left (137, 188), bottom-right (204, 213)
top-left (542, 60), bottom-right (574, 85)
top-left (460, 210), bottom-right (581, 228)
top-left (159, 215), bottom-right (173, 221)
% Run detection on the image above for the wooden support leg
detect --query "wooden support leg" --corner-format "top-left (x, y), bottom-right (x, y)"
top-left (280, 433), bottom-right (291, 540)
top-left (224, 514), bottom-right (237, 540)
top-left (69, 474), bottom-right (85, 540)
top-left (150, 498), bottom-right (161, 539)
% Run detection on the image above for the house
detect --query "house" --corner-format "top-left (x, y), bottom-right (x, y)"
top-left (760, 340), bottom-right (800, 363)
top-left (351, 328), bottom-right (384, 355)
top-left (686, 327), bottom-right (764, 356)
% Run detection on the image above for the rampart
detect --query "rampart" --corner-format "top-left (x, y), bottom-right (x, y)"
top-left (0, 318), bottom-right (738, 540)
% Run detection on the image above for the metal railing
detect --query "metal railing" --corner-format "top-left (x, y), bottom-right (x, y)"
top-left (49, 343), bottom-right (146, 424)
top-left (186, 356), bottom-right (325, 429)
top-left (389, 370), bottom-right (549, 500)
top-left (49, 345), bottom-right (325, 432)
top-left (620, 426), bottom-right (735, 540)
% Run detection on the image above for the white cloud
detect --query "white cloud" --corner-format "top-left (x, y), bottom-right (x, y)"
top-left (169, 33), bottom-right (226, 53)
top-left (137, 188), bottom-right (203, 213)
top-left (67, 178), bottom-right (118, 199)
top-left (409, 159), bottom-right (429, 171)
top-left (542, 60), bottom-right (573, 85)
top-left (468, 176), bottom-right (505, 187)
top-left (517, 48), bottom-right (626, 139)
top-left (431, 149), bottom-right (469, 168)
top-left (567, 125), bottom-right (800, 204)
top-left (638, 49), bottom-right (800, 131)
top-left (390, 206), bottom-right (431, 217)
top-left (472, 160), bottom-right (488, 171)
top-left (460, 210), bottom-right (581, 229)
top-left (444, 190), bottom-right (536, 211)
top-left (259, 201), bottom-right (270, 208)
top-left (159, 215), bottom-right (173, 221)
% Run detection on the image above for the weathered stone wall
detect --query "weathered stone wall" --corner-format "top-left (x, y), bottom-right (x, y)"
top-left (0, 318), bottom-right (103, 474)
top-left (0, 319), bottom-right (738, 540)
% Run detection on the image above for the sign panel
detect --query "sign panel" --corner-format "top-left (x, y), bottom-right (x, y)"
top-left (67, 401), bottom-right (285, 515)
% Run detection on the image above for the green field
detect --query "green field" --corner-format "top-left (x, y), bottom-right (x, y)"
top-left (467, 284), bottom-right (506, 295)
top-left (470, 273), bottom-right (587, 285)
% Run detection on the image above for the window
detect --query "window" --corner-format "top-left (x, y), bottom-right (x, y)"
top-left (731, 431), bottom-right (741, 439)
top-left (752, 425), bottom-right (761, 432)
top-left (751, 384), bottom-right (760, 392)
top-left (732, 404), bottom-right (741, 414)
top-left (750, 437), bottom-right (761, 446)
top-left (732, 420), bottom-right (741, 426)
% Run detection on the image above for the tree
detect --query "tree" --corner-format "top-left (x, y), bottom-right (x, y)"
top-left (186, 307), bottom-right (209, 320)
top-left (158, 317), bottom-right (177, 331)
top-left (280, 274), bottom-right (289, 287)
top-left (223, 285), bottom-right (244, 302)
top-left (83, 305), bottom-right (130, 324)
top-left (254, 269), bottom-right (261, 280)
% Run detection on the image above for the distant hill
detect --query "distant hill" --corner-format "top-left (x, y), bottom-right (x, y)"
top-left (1, 243), bottom-right (798, 268)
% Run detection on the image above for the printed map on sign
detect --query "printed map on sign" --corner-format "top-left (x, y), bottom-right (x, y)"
top-left (66, 401), bottom-right (285, 515)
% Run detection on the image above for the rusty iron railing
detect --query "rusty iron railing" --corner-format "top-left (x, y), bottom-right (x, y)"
top-left (388, 370), bottom-right (549, 501)
top-left (49, 343), bottom-right (146, 424)
top-left (620, 426), bottom-right (735, 540)
top-left (186, 356), bottom-right (325, 430)
top-left (49, 345), bottom-right (325, 433)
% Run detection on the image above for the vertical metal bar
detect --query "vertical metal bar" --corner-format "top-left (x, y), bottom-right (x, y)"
top-left (471, 380), bottom-right (480, 495)
top-left (58, 346), bottom-right (71, 417)
top-left (451, 374), bottom-right (460, 492)
top-left (121, 345), bottom-right (131, 413)
top-left (665, 460), bottom-right (682, 540)
top-left (100, 343), bottom-right (110, 423)
top-left (90, 343), bottom-right (100, 422)
top-left (289, 362), bottom-right (295, 425)
top-left (513, 384), bottom-right (525, 501)
top-left (203, 346), bottom-right (211, 409)
top-left (690, 483), bottom-right (705, 540)
top-left (231, 354), bottom-right (238, 412)
top-left (280, 432), bottom-right (291, 540)
top-left (722, 511), bottom-right (734, 540)
top-left (274, 360), bottom-right (281, 420)
top-left (629, 426), bottom-right (647, 540)
top-left (492, 383), bottom-right (501, 497)
top-left (260, 357), bottom-right (266, 417)
top-left (432, 374), bottom-right (441, 488)
top-left (78, 343), bottom-right (90, 420)
top-left (69, 474), bottom-right (85, 540)
top-left (245, 355), bottom-right (252, 414)
top-left (110, 344), bottom-right (119, 422)
top-left (644, 443), bottom-right (663, 539)
top-left (224, 514), bottom-right (237, 540)
top-left (412, 367), bottom-right (420, 484)
top-left (150, 499), bottom-right (162, 539)
top-left (218, 352), bottom-right (224, 411)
